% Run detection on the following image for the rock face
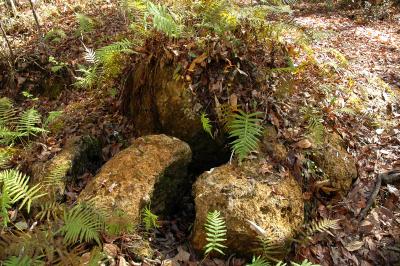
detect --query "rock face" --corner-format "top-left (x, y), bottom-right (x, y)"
top-left (31, 136), bottom-right (102, 200)
top-left (191, 161), bottom-right (304, 256)
top-left (310, 132), bottom-right (357, 194)
top-left (79, 135), bottom-right (192, 225)
top-left (120, 60), bottom-right (229, 171)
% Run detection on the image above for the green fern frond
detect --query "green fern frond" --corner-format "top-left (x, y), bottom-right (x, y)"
top-left (96, 39), bottom-right (133, 60)
top-left (17, 109), bottom-right (48, 138)
top-left (228, 110), bottom-right (263, 162)
top-left (44, 111), bottom-right (63, 128)
top-left (3, 255), bottom-right (41, 266)
top-left (0, 169), bottom-right (45, 213)
top-left (0, 186), bottom-right (12, 226)
top-left (201, 112), bottom-right (213, 138)
top-left (43, 162), bottom-right (70, 194)
top-left (76, 13), bottom-right (95, 35)
top-left (147, 1), bottom-right (183, 38)
top-left (74, 66), bottom-right (98, 89)
top-left (0, 149), bottom-right (12, 169)
top-left (61, 202), bottom-right (105, 246)
top-left (204, 210), bottom-right (227, 255)
top-left (307, 116), bottom-right (324, 145)
top-left (255, 236), bottom-right (285, 262)
top-left (142, 206), bottom-right (159, 231)
top-left (36, 201), bottom-right (64, 221)
top-left (0, 97), bottom-right (16, 127)
top-left (246, 256), bottom-right (271, 266)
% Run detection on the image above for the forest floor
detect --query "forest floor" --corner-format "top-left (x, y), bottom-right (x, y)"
top-left (0, 1), bottom-right (400, 265)
top-left (290, 4), bottom-right (400, 265)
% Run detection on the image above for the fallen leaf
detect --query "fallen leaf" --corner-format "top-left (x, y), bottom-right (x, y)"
top-left (295, 139), bottom-right (312, 149)
top-left (345, 240), bottom-right (364, 252)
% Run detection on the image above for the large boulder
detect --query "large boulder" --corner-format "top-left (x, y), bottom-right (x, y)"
top-left (79, 135), bottom-right (192, 225)
top-left (191, 160), bottom-right (304, 256)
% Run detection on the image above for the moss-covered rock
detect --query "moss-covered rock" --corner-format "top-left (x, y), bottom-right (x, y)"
top-left (191, 159), bottom-right (304, 257)
top-left (121, 60), bottom-right (229, 172)
top-left (260, 125), bottom-right (288, 163)
top-left (31, 136), bottom-right (102, 200)
top-left (79, 134), bottom-right (192, 226)
top-left (309, 132), bottom-right (357, 194)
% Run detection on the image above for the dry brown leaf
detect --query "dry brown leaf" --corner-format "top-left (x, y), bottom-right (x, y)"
top-left (295, 139), bottom-right (312, 149)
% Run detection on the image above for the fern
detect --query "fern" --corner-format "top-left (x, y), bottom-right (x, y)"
top-left (305, 218), bottom-right (340, 237)
top-left (74, 66), bottom-right (98, 89)
top-left (201, 112), bottom-right (213, 138)
top-left (204, 210), bottom-right (227, 255)
top-left (17, 108), bottom-right (48, 138)
top-left (142, 206), bottom-right (159, 231)
top-left (247, 256), bottom-right (271, 266)
top-left (0, 169), bottom-right (45, 214)
top-left (36, 201), bottom-right (64, 221)
top-left (76, 13), bottom-right (95, 35)
top-left (44, 111), bottom-right (63, 128)
top-left (228, 110), bottom-right (263, 162)
top-left (83, 46), bottom-right (99, 65)
top-left (0, 186), bottom-right (12, 226)
top-left (43, 162), bottom-right (70, 195)
top-left (147, 1), bottom-right (183, 38)
top-left (255, 236), bottom-right (285, 262)
top-left (0, 97), bottom-right (16, 127)
top-left (60, 202), bottom-right (105, 246)
top-left (3, 255), bottom-right (41, 266)
top-left (0, 149), bottom-right (12, 169)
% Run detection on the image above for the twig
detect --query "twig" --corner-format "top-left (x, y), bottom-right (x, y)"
top-left (358, 169), bottom-right (400, 221)
top-left (0, 19), bottom-right (14, 60)
top-left (28, 0), bottom-right (42, 36)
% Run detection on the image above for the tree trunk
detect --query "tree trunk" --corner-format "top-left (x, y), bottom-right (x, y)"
top-left (28, 0), bottom-right (42, 36)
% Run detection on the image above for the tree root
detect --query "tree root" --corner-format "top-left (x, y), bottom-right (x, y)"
top-left (358, 169), bottom-right (400, 221)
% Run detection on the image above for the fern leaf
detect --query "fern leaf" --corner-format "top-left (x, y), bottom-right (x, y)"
top-left (142, 206), bottom-right (159, 231)
top-left (0, 169), bottom-right (45, 213)
top-left (44, 111), bottom-right (63, 128)
top-left (3, 255), bottom-right (38, 266)
top-left (17, 108), bottom-right (48, 137)
top-left (204, 210), bottom-right (227, 255)
top-left (246, 256), bottom-right (271, 266)
top-left (61, 202), bottom-right (105, 246)
top-left (76, 13), bottom-right (95, 35)
top-left (0, 97), bottom-right (17, 127)
top-left (201, 112), bottom-right (213, 138)
top-left (228, 110), bottom-right (263, 162)
top-left (74, 66), bottom-right (98, 89)
top-left (147, 1), bottom-right (183, 38)
top-left (255, 236), bottom-right (285, 261)
top-left (0, 186), bottom-right (12, 226)
top-left (306, 218), bottom-right (340, 237)
top-left (36, 201), bottom-right (64, 221)
top-left (83, 46), bottom-right (99, 65)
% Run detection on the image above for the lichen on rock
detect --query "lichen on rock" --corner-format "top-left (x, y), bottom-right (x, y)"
top-left (191, 159), bottom-right (304, 256)
top-left (78, 134), bottom-right (192, 227)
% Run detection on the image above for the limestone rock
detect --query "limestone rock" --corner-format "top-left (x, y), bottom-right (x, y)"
top-left (79, 135), bottom-right (191, 226)
top-left (31, 136), bottom-right (102, 200)
top-left (191, 160), bottom-right (304, 256)
top-left (260, 125), bottom-right (288, 163)
top-left (310, 132), bottom-right (357, 194)
top-left (120, 60), bottom-right (229, 170)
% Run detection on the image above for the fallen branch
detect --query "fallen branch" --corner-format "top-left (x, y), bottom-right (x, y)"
top-left (358, 169), bottom-right (400, 221)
